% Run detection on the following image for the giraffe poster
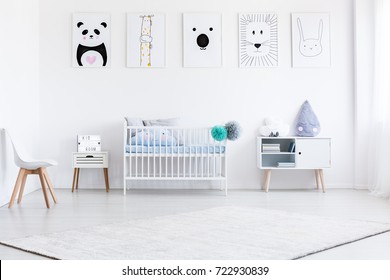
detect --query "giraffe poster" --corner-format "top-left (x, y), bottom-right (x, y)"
top-left (127, 13), bottom-right (165, 68)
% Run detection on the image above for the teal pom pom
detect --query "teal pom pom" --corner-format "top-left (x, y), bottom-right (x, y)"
top-left (211, 126), bottom-right (227, 141)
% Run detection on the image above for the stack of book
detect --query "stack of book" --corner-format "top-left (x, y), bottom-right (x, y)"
top-left (277, 162), bottom-right (295, 168)
top-left (262, 144), bottom-right (280, 153)
top-left (78, 135), bottom-right (101, 152)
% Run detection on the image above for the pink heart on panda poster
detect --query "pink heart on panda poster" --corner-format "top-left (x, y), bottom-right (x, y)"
top-left (86, 56), bottom-right (96, 65)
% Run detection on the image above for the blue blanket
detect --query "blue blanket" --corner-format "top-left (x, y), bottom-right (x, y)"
top-left (126, 145), bottom-right (225, 154)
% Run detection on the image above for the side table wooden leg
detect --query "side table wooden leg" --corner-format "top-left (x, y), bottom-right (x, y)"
top-left (71, 168), bottom-right (77, 192)
top-left (104, 168), bottom-right (109, 192)
top-left (76, 168), bottom-right (80, 190)
top-left (319, 169), bottom-right (326, 193)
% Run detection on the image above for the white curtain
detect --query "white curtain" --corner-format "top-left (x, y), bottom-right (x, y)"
top-left (368, 0), bottom-right (390, 198)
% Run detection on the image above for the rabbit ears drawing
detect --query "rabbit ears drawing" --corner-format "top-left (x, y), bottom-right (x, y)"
top-left (297, 17), bottom-right (323, 57)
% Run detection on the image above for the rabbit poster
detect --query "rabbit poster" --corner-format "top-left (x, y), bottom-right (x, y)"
top-left (127, 13), bottom-right (165, 68)
top-left (291, 13), bottom-right (330, 67)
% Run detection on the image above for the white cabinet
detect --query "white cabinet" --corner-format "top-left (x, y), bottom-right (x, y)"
top-left (257, 137), bottom-right (331, 192)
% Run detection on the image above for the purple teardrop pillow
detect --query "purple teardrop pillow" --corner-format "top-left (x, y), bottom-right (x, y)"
top-left (295, 100), bottom-right (321, 137)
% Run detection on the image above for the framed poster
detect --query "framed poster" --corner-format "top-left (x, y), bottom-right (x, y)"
top-left (127, 13), bottom-right (165, 68)
top-left (183, 13), bottom-right (222, 67)
top-left (72, 13), bottom-right (111, 68)
top-left (292, 13), bottom-right (331, 67)
top-left (239, 13), bottom-right (278, 67)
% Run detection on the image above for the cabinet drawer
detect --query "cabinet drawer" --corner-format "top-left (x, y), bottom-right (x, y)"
top-left (73, 153), bottom-right (108, 168)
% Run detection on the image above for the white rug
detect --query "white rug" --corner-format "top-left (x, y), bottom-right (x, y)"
top-left (1, 206), bottom-right (390, 260)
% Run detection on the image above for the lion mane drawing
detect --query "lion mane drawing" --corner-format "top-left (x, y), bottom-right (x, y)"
top-left (239, 13), bottom-right (278, 67)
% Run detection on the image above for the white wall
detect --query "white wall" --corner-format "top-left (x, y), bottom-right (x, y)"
top-left (354, 0), bottom-right (374, 189)
top-left (0, 0), bottom-right (40, 206)
top-left (39, 0), bottom-right (355, 190)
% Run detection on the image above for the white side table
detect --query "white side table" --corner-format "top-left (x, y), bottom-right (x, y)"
top-left (72, 151), bottom-right (109, 192)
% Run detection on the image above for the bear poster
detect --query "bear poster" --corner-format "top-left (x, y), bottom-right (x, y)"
top-left (183, 13), bottom-right (222, 67)
top-left (291, 13), bottom-right (330, 67)
top-left (72, 13), bottom-right (111, 68)
top-left (127, 13), bottom-right (165, 68)
top-left (239, 13), bottom-right (278, 67)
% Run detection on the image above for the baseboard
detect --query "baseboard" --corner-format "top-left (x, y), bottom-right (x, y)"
top-left (353, 184), bottom-right (369, 190)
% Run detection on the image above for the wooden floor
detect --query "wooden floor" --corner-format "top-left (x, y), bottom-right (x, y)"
top-left (1, 188), bottom-right (390, 260)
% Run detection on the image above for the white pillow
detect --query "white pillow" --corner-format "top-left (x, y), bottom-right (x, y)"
top-left (125, 117), bottom-right (144, 144)
top-left (143, 118), bottom-right (183, 145)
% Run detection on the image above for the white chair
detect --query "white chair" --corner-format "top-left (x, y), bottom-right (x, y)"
top-left (2, 129), bottom-right (58, 208)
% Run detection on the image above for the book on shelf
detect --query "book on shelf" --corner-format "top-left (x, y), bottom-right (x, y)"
top-left (288, 142), bottom-right (296, 153)
top-left (277, 162), bottom-right (295, 167)
top-left (262, 144), bottom-right (280, 153)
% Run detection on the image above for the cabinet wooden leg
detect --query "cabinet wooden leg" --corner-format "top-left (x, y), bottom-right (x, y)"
top-left (263, 169), bottom-right (272, 192)
top-left (314, 169), bottom-right (320, 189)
top-left (104, 168), bottom-right (109, 192)
top-left (319, 169), bottom-right (326, 193)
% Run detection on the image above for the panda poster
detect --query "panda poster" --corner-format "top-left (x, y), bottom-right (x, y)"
top-left (291, 13), bottom-right (330, 68)
top-left (127, 13), bottom-right (165, 68)
top-left (183, 13), bottom-right (222, 67)
top-left (72, 13), bottom-right (111, 68)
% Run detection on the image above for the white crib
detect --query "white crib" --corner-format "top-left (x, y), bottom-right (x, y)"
top-left (123, 122), bottom-right (227, 195)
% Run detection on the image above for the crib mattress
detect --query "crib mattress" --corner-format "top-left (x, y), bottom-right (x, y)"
top-left (125, 145), bottom-right (226, 154)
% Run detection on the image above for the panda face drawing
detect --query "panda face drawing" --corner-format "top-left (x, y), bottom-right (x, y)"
top-left (75, 21), bottom-right (108, 67)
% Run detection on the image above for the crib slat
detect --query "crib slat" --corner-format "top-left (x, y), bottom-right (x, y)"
top-left (129, 128), bottom-right (132, 180)
top-left (189, 129), bottom-right (192, 178)
top-left (183, 130), bottom-right (186, 178)
top-left (213, 137), bottom-right (216, 178)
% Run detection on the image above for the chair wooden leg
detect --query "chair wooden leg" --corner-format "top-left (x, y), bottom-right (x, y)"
top-left (9, 168), bottom-right (26, 208)
top-left (76, 168), bottom-right (80, 190)
top-left (38, 168), bottom-right (50, 208)
top-left (104, 168), bottom-right (109, 192)
top-left (71, 168), bottom-right (77, 192)
top-left (43, 168), bottom-right (58, 203)
top-left (17, 172), bottom-right (28, 204)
